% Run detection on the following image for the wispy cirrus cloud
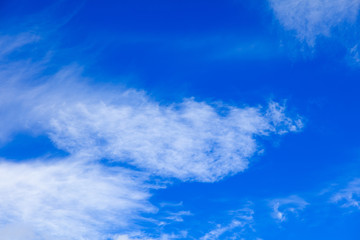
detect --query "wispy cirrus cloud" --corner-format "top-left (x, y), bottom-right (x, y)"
top-left (270, 195), bottom-right (308, 222)
top-left (200, 207), bottom-right (258, 240)
top-left (331, 178), bottom-right (360, 209)
top-left (0, 33), bottom-right (39, 57)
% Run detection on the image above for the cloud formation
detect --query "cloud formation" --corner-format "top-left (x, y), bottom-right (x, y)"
top-left (0, 34), bottom-right (302, 239)
top-left (0, 33), bottom-right (39, 57)
top-left (269, 0), bottom-right (360, 45)
top-left (200, 207), bottom-right (256, 240)
top-left (0, 159), bottom-right (153, 240)
top-left (0, 63), bottom-right (302, 182)
top-left (270, 195), bottom-right (308, 222)
top-left (332, 178), bottom-right (360, 209)
top-left (113, 230), bottom-right (189, 240)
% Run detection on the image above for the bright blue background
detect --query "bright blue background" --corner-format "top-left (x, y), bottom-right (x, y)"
top-left (1, 0), bottom-right (360, 239)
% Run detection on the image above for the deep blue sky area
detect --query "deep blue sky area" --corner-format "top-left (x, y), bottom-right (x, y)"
top-left (1, 0), bottom-right (360, 239)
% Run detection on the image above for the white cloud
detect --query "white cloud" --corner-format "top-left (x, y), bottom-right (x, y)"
top-left (200, 207), bottom-right (256, 240)
top-left (0, 66), bottom-right (302, 182)
top-left (113, 231), bottom-right (187, 240)
top-left (269, 0), bottom-right (360, 45)
top-left (270, 195), bottom-right (308, 222)
top-left (347, 44), bottom-right (360, 66)
top-left (201, 220), bottom-right (244, 240)
top-left (0, 159), bottom-right (153, 240)
top-left (47, 95), bottom-right (301, 182)
top-left (163, 210), bottom-right (192, 223)
top-left (331, 178), bottom-right (360, 209)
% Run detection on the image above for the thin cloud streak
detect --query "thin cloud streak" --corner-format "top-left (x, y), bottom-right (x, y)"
top-left (200, 207), bottom-right (257, 240)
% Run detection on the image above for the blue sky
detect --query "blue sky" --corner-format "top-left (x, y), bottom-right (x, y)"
top-left (1, 0), bottom-right (360, 239)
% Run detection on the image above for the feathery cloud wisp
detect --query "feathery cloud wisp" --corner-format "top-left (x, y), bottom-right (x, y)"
top-left (331, 178), bottom-right (360, 209)
top-left (200, 207), bottom-right (256, 240)
top-left (270, 195), bottom-right (308, 222)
